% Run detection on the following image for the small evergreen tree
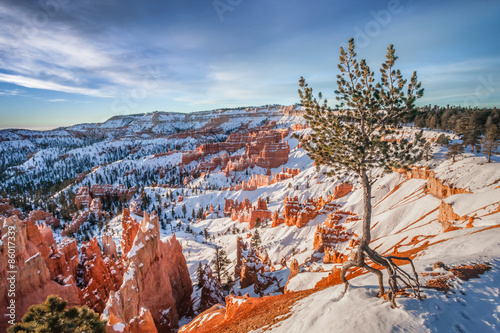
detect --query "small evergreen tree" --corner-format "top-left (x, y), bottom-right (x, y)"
top-left (196, 262), bottom-right (204, 289)
top-left (446, 142), bottom-right (464, 162)
top-left (464, 111), bottom-right (482, 151)
top-left (251, 229), bottom-right (261, 249)
top-left (481, 117), bottom-right (499, 163)
top-left (422, 142), bottom-right (433, 161)
top-left (212, 245), bottom-right (231, 284)
top-left (436, 134), bottom-right (450, 146)
top-left (8, 295), bottom-right (106, 333)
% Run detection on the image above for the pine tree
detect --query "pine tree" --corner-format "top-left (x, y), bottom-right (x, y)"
top-left (196, 262), bottom-right (204, 289)
top-left (212, 245), bottom-right (231, 284)
top-left (297, 38), bottom-right (423, 307)
top-left (8, 295), bottom-right (106, 333)
top-left (446, 142), bottom-right (464, 162)
top-left (481, 117), bottom-right (499, 163)
top-left (464, 111), bottom-right (482, 151)
top-left (251, 229), bottom-right (261, 249)
top-left (436, 134), bottom-right (450, 146)
top-left (422, 142), bottom-right (433, 161)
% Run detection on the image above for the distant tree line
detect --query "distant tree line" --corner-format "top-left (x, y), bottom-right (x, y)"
top-left (413, 106), bottom-right (499, 150)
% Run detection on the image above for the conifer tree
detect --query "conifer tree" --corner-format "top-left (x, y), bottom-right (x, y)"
top-left (212, 245), bottom-right (231, 284)
top-left (297, 38), bottom-right (424, 307)
top-left (446, 142), bottom-right (464, 162)
top-left (251, 229), bottom-right (262, 249)
top-left (196, 262), bottom-right (205, 289)
top-left (436, 134), bottom-right (450, 146)
top-left (464, 111), bottom-right (482, 151)
top-left (481, 117), bottom-right (499, 163)
top-left (8, 295), bottom-right (106, 333)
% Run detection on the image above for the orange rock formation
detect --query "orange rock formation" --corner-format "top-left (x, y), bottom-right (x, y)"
top-left (103, 212), bottom-right (193, 332)
top-left (224, 198), bottom-right (272, 229)
top-left (272, 184), bottom-right (353, 229)
top-left (396, 166), bottom-right (469, 198)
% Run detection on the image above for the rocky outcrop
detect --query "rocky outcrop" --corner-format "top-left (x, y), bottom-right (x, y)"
top-left (289, 259), bottom-right (300, 279)
top-left (332, 183), bottom-right (353, 200)
top-left (121, 208), bottom-right (139, 255)
top-left (129, 200), bottom-right (142, 215)
top-left (178, 304), bottom-right (226, 333)
top-left (438, 200), bottom-right (467, 232)
top-left (272, 210), bottom-right (285, 227)
top-left (91, 184), bottom-right (128, 197)
top-left (2, 199), bottom-right (193, 332)
top-left (225, 198), bottom-right (272, 229)
top-left (75, 186), bottom-right (92, 210)
top-left (427, 176), bottom-right (469, 198)
top-left (224, 167), bottom-right (300, 191)
top-left (283, 196), bottom-right (318, 228)
top-left (182, 126), bottom-right (291, 173)
top-left (274, 195), bottom-right (341, 229)
top-left (79, 238), bottom-right (124, 313)
top-left (0, 216), bottom-right (82, 332)
top-left (102, 233), bottom-right (118, 259)
top-left (27, 209), bottom-right (60, 227)
top-left (396, 166), bottom-right (469, 198)
top-left (283, 259), bottom-right (301, 293)
top-left (292, 123), bottom-right (309, 131)
top-left (313, 211), bottom-right (358, 251)
top-left (272, 184), bottom-right (353, 230)
top-left (103, 212), bottom-right (193, 332)
top-left (62, 208), bottom-right (108, 237)
top-left (314, 267), bottom-right (343, 289)
top-left (234, 237), bottom-right (273, 292)
top-left (75, 185), bottom-right (138, 210)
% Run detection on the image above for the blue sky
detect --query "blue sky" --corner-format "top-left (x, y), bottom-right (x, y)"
top-left (0, 0), bottom-right (499, 130)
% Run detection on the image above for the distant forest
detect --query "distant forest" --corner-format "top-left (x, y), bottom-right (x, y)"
top-left (412, 106), bottom-right (499, 150)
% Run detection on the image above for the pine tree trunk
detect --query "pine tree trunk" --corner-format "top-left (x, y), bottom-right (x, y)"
top-left (360, 170), bottom-right (372, 247)
top-left (339, 169), bottom-right (421, 307)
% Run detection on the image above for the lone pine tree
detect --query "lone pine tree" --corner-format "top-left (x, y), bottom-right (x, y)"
top-left (297, 38), bottom-right (424, 307)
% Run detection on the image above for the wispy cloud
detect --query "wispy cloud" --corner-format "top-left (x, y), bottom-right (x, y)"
top-left (0, 73), bottom-right (112, 97)
top-left (0, 88), bottom-right (21, 96)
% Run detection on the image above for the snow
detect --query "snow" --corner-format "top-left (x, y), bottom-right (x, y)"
top-left (25, 253), bottom-right (41, 263)
top-left (445, 189), bottom-right (500, 218)
top-left (285, 271), bottom-right (330, 292)
top-left (265, 229), bottom-right (500, 333)
top-left (112, 323), bottom-right (125, 332)
top-left (127, 242), bottom-right (144, 257)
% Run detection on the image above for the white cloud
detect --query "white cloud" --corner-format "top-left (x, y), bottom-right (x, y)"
top-left (0, 89), bottom-right (21, 96)
top-left (0, 73), bottom-right (112, 97)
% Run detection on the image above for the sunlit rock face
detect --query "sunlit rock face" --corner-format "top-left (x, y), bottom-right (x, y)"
top-left (103, 212), bottom-right (193, 332)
